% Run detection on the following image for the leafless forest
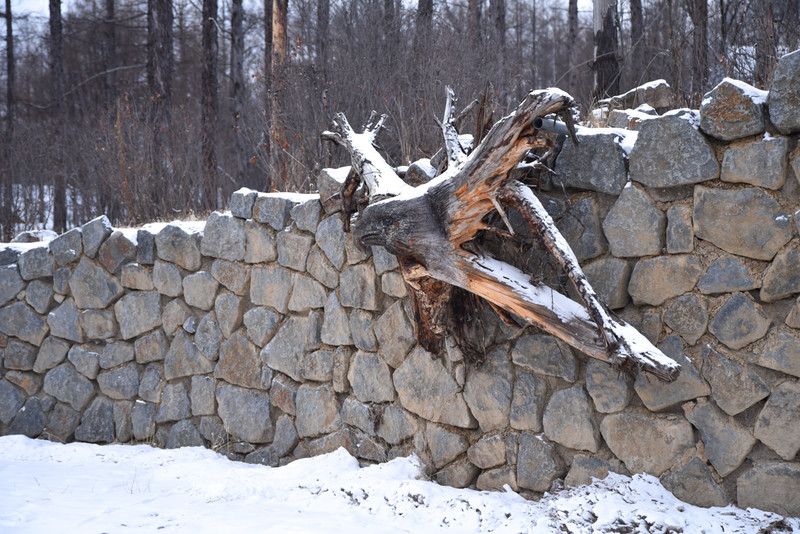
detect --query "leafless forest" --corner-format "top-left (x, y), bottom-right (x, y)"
top-left (1, 0), bottom-right (798, 237)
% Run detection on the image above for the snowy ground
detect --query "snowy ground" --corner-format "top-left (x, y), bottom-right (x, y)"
top-left (0, 436), bottom-right (796, 534)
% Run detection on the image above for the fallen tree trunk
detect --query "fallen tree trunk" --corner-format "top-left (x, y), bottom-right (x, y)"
top-left (323, 87), bottom-right (680, 382)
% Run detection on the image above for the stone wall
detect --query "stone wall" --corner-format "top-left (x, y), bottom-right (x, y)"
top-left (2, 50), bottom-right (800, 517)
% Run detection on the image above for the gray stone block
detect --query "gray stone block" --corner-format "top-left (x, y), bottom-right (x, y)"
top-left (661, 457), bottom-right (728, 508)
top-left (477, 466), bottom-right (518, 492)
top-left (628, 255), bottom-right (702, 306)
top-left (201, 212), bottom-right (246, 261)
top-left (276, 230), bottom-right (312, 272)
top-left (134, 329), bottom-right (168, 363)
top-left (120, 264), bottom-right (154, 290)
top-left (97, 362), bottom-right (141, 400)
top-left (164, 330), bottom-right (214, 379)
top-left (155, 223), bottom-right (202, 271)
top-left (0, 379), bottom-right (25, 425)
top-left (68, 345), bottom-right (100, 379)
top-left (152, 260), bottom-right (183, 297)
top-left (100, 341), bottom-right (135, 369)
top-left (634, 336), bottom-right (709, 411)
top-left (585, 359), bottom-right (633, 414)
top-left (768, 48), bottom-right (800, 135)
top-left (699, 78), bottom-right (766, 140)
top-left (46, 402), bottom-right (81, 442)
top-left (69, 257), bottom-right (124, 309)
top-left (19, 246), bottom-right (54, 280)
top-left (434, 459), bottom-right (479, 489)
top-left (564, 455), bottom-right (627, 488)
top-left (629, 114), bottom-right (719, 188)
top-left (316, 166), bottom-right (349, 214)
top-left (25, 279), bottom-right (54, 314)
top-left (215, 331), bottom-right (261, 389)
top-left (738, 462), bottom-right (800, 517)
top-left (556, 129), bottom-right (628, 195)
top-left (182, 271), bottom-right (218, 311)
top-left (230, 187), bottom-right (258, 219)
top-left (138, 363), bottom-right (164, 403)
top-left (666, 204), bottom-right (694, 253)
top-left (543, 385), bottom-right (600, 452)
top-left (556, 198), bottom-right (608, 261)
top-left (510, 371), bottom-right (547, 431)
top-left (290, 197), bottom-right (321, 233)
top-left (339, 263), bottom-right (378, 310)
top-left (4, 338), bottom-right (37, 370)
top-left (697, 254), bottom-right (759, 294)
top-left (349, 309), bottom-right (377, 351)
top-left (376, 404), bottom-right (419, 444)
top-left (156, 382), bottom-right (192, 423)
top-left (0, 302), bottom-right (49, 346)
top-left (702, 345), bottom-right (770, 416)
top-left (216, 384), bottom-right (273, 443)
top-left (693, 186), bottom-right (791, 261)
top-left (340, 397), bottom-right (374, 434)
top-left (252, 193), bottom-right (298, 230)
top-left (210, 260), bottom-right (249, 296)
top-left (426, 422), bottom-right (468, 468)
top-left (0, 265), bottom-right (25, 306)
top-left (136, 228), bottom-right (156, 265)
top-left (709, 293), bottom-right (771, 350)
top-left (582, 257), bottom-right (631, 310)
top-left (517, 433), bottom-right (564, 492)
top-left (348, 350), bottom-right (395, 403)
top-left (52, 267), bottom-right (71, 295)
top-left (373, 300), bottom-right (415, 368)
top-left (33, 336), bottom-right (70, 373)
top-left (166, 420), bottom-right (205, 448)
top-left (288, 275), bottom-right (326, 313)
top-left (114, 291), bottom-right (161, 339)
top-left (272, 415), bottom-right (299, 457)
top-left (463, 346), bottom-right (512, 432)
top-left (512, 334), bottom-right (577, 382)
top-left (754, 381), bottom-right (800, 460)
top-left (261, 312), bottom-right (321, 381)
top-left (663, 294), bottom-right (707, 345)
top-left (467, 435), bottom-right (506, 469)
top-left (306, 247), bottom-right (338, 288)
top-left (685, 398), bottom-right (756, 477)
top-left (74, 396), bottom-right (114, 443)
top-left (242, 307), bottom-right (281, 347)
top-left (295, 383), bottom-right (341, 438)
top-left (250, 265), bottom-right (292, 313)
top-left (131, 401), bottom-right (156, 440)
top-left (602, 185), bottom-right (665, 257)
top-left (97, 231), bottom-right (137, 274)
top-left (321, 292), bottom-right (352, 346)
top-left (244, 220), bottom-right (277, 264)
top-left (758, 328), bottom-right (800, 378)
top-left (761, 245), bottom-right (800, 303)
top-left (81, 215), bottom-right (113, 258)
top-left (300, 349), bottom-right (334, 382)
top-left (721, 136), bottom-right (789, 190)
top-left (47, 298), bottom-right (83, 342)
top-left (49, 228), bottom-right (83, 266)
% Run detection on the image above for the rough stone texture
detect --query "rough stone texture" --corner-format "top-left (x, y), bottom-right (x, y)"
top-left (629, 115), bottom-right (719, 188)
top-left (162, 299), bottom-right (192, 337)
top-left (49, 228), bottom-right (83, 266)
top-left (194, 312), bottom-right (222, 359)
top-left (155, 382), bottom-right (192, 423)
top-left (693, 186), bottom-right (792, 261)
top-left (189, 375), bottom-right (216, 416)
top-left (276, 231), bottom-right (313, 272)
top-left (697, 254), bottom-right (759, 294)
top-left (164, 330), bottom-right (215, 379)
top-left (295, 384), bottom-right (341, 438)
top-left (182, 271), bottom-right (218, 311)
top-left (708, 293), bottom-right (771, 350)
top-left (26, 279), bottom-right (54, 314)
top-left (136, 228), bottom-right (156, 265)
top-left (74, 396), bottom-right (114, 443)
top-left (634, 336), bottom-right (709, 411)
top-left (210, 260), bottom-right (249, 296)
top-left (754, 381), bottom-right (800, 461)
top-left (67, 345), bottom-right (100, 379)
top-left (200, 212), bottom-right (246, 261)
top-left (0, 265), bottom-right (25, 306)
top-left (393, 347), bottom-right (476, 429)
top-left (721, 136), bottom-right (788, 190)
top-left (0, 379), bottom-right (26, 425)
top-left (600, 413), bottom-right (694, 476)
top-left (33, 336), bottom-right (71, 373)
top-left (69, 257), bottom-right (124, 309)
top-left (376, 404), bottom-right (419, 444)
top-left (785, 298), bottom-right (800, 329)
top-left (290, 197), bottom-right (321, 233)
top-left (760, 245), bottom-right (800, 303)
top-left (52, 267), bottom-right (71, 295)
top-left (512, 334), bottom-right (577, 382)
top-left (215, 332), bottom-right (261, 389)
top-left (306, 247), bottom-right (338, 289)
top-left (97, 231), bottom-right (137, 274)
top-left (702, 345), bottom-right (770, 416)
top-left (477, 467), bottom-right (518, 492)
top-left (602, 185), bottom-right (665, 257)
top-left (80, 309), bottom-right (117, 340)
top-left (463, 347), bottom-right (512, 431)
top-left (114, 291), bottom-right (161, 339)
top-left (131, 401), bottom-right (156, 440)
top-left (261, 312), bottom-right (321, 381)
top-left (373, 300), bottom-right (416, 368)
top-left (556, 130), bottom-right (627, 195)
top-left (320, 292), bottom-right (352, 346)
top-left (0, 302), bottom-right (49, 346)
top-left (155, 224), bottom-right (202, 271)
top-left (339, 263), bottom-right (379, 311)
top-left (198, 416), bottom-right (226, 448)
top-left (242, 307), bottom-right (281, 347)
top-left (427, 423), bottom-right (468, 468)
top-left (510, 371), bottom-right (547, 431)
top-left (435, 459), bottom-right (480, 489)
top-left (230, 187), bottom-right (258, 219)
top-left (166, 420), bottom-right (205, 448)
top-left (97, 362), bottom-right (140, 400)
top-left (19, 246), bottom-right (54, 280)
top-left (467, 436), bottom-right (506, 469)
top-left (252, 193), bottom-right (298, 230)
top-left (685, 398), bottom-right (756, 477)
top-left (347, 351), bottom-right (395, 403)
top-left (699, 78), bottom-right (766, 140)
top-left (767, 48), bottom-right (800, 135)
top-left (564, 455), bottom-right (627, 488)
top-left (661, 457), bottom-right (729, 508)
top-left (46, 402), bottom-right (81, 442)
top-left (316, 215), bottom-right (346, 270)
top-left (4, 339), bottom-right (37, 371)
top-left (628, 255), bottom-right (702, 307)
top-left (214, 293), bottom-right (244, 338)
top-left (250, 265), bottom-right (292, 313)
top-left (302, 349), bottom-right (334, 384)
top-left (582, 257), bottom-right (631, 310)
top-left (4, 370), bottom-right (41, 396)
top-left (666, 204), bottom-right (694, 254)
top-left (381, 272), bottom-right (407, 298)
top-left (341, 397), bottom-right (374, 434)
top-left (663, 294), bottom-right (707, 344)
top-left (288, 275), bottom-right (327, 312)
top-left (758, 328), bottom-right (800, 378)
top-left (138, 363), bottom-right (164, 403)
top-left (270, 375), bottom-right (299, 415)
top-left (152, 260), bottom-right (183, 297)
top-left (349, 310), bottom-right (377, 351)
top-left (134, 329), bottom-right (168, 363)
top-left (543, 385), bottom-right (600, 452)
top-left (586, 359), bottom-right (633, 414)
top-left (243, 220), bottom-right (277, 264)
top-left (517, 433), bottom-right (564, 492)
top-left (737, 462), bottom-right (800, 517)
top-left (47, 298), bottom-right (83, 342)
top-left (81, 215), bottom-right (113, 258)
top-left (272, 415), bottom-right (299, 457)
top-left (556, 198), bottom-right (608, 261)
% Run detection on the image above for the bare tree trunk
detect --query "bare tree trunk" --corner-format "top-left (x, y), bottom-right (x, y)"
top-left (489, 0), bottom-right (506, 85)
top-left (592, 0), bottom-right (620, 101)
top-left (104, 0), bottom-right (117, 110)
top-left (2, 0), bottom-right (15, 241)
top-left (467, 0), bottom-right (481, 43)
top-left (202, 0), bottom-right (218, 209)
top-left (531, 0), bottom-right (536, 87)
top-left (270, 0), bottom-right (289, 190)
top-left (147, 0), bottom-right (173, 216)
top-left (567, 0), bottom-right (578, 96)
top-left (50, 0), bottom-right (67, 233)
top-left (630, 0), bottom-right (644, 83)
top-left (686, 0), bottom-right (707, 106)
top-left (316, 0), bottom-right (329, 79)
top-left (754, 0), bottom-right (776, 89)
top-left (414, 0), bottom-right (433, 60)
top-left (230, 0), bottom-right (246, 187)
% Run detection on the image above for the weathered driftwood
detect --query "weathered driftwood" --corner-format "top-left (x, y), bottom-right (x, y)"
top-left (322, 88), bottom-right (680, 382)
